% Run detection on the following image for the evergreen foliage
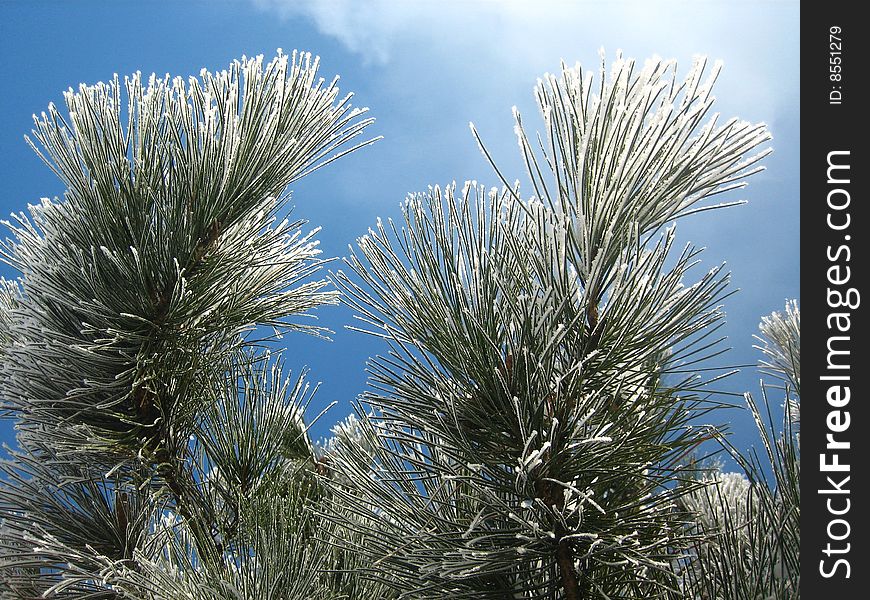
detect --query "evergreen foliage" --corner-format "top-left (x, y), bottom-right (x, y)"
top-left (327, 54), bottom-right (773, 599)
top-left (677, 301), bottom-right (800, 599)
top-left (0, 50), bottom-right (797, 599)
top-left (0, 51), bottom-right (380, 598)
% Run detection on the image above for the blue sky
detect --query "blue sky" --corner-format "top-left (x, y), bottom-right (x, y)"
top-left (0, 1), bottom-right (799, 456)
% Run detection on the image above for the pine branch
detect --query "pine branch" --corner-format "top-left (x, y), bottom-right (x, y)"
top-left (329, 53), bottom-right (771, 599)
top-left (0, 50), bottom-right (376, 597)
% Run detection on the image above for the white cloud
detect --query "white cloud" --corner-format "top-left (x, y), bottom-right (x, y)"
top-left (251, 0), bottom-right (436, 64)
top-left (249, 0), bottom-right (798, 122)
top-left (251, 1), bottom-right (643, 66)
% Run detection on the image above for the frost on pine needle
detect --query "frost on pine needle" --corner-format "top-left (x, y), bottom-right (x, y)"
top-left (682, 471), bottom-right (755, 538)
top-left (329, 53), bottom-right (773, 599)
top-left (0, 51), bottom-right (379, 598)
top-left (0, 48), bottom-right (790, 599)
top-left (754, 299), bottom-right (800, 394)
top-left (679, 301), bottom-right (800, 599)
top-left (0, 278), bottom-right (21, 352)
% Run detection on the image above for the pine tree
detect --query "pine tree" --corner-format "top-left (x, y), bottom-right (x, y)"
top-left (325, 54), bottom-right (772, 598)
top-left (679, 300), bottom-right (800, 599)
top-left (0, 51), bottom-right (383, 598)
top-left (0, 49), bottom-right (795, 600)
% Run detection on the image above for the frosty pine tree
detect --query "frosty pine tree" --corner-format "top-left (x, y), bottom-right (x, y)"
top-left (0, 50), bottom-right (796, 599)
top-left (0, 51), bottom-right (382, 598)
